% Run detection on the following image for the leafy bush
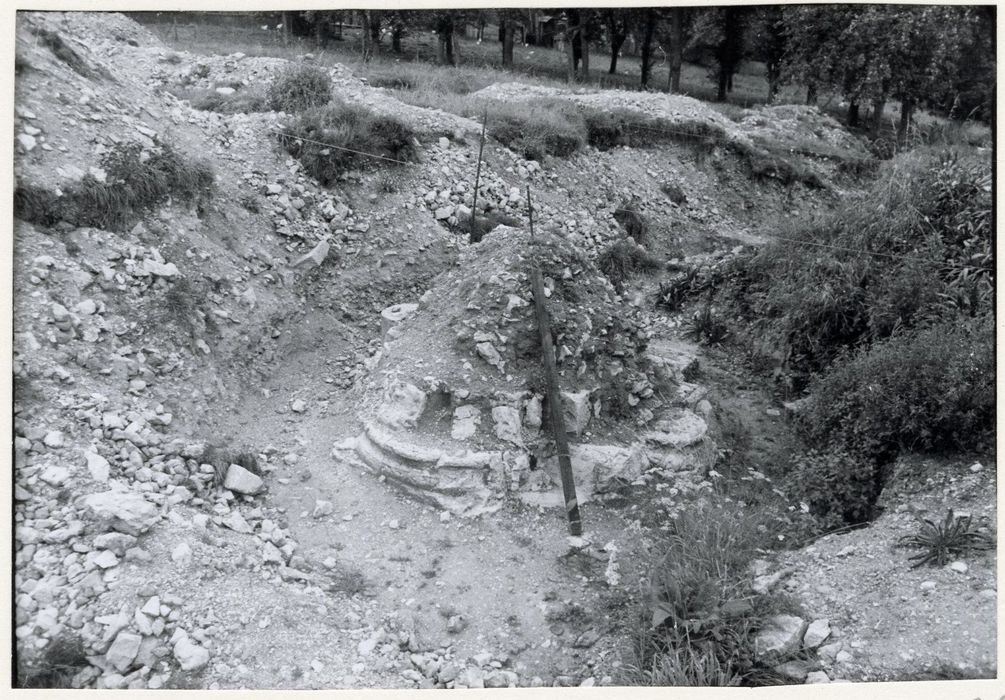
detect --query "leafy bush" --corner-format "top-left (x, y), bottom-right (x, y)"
top-left (802, 317), bottom-right (994, 460)
top-left (896, 509), bottom-right (995, 568)
top-left (705, 148), bottom-right (992, 388)
top-left (789, 448), bottom-right (881, 530)
top-left (597, 240), bottom-right (662, 291)
top-left (14, 142), bottom-right (214, 232)
top-left (267, 64), bottom-right (333, 113)
top-left (276, 101), bottom-right (417, 185)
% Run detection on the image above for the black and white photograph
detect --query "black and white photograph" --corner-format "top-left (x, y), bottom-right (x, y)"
top-left (9, 3), bottom-right (997, 692)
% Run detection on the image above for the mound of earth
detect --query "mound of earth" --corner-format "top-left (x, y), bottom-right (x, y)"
top-left (337, 226), bottom-right (716, 515)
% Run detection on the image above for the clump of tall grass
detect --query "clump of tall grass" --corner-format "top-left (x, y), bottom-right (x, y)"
top-left (14, 142), bottom-right (214, 231)
top-left (267, 63), bottom-right (333, 112)
top-left (276, 101), bottom-right (417, 184)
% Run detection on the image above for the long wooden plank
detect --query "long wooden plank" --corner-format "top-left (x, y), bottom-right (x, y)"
top-left (526, 186), bottom-right (583, 536)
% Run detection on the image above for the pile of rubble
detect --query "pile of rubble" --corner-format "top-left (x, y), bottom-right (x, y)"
top-left (336, 226), bottom-right (716, 515)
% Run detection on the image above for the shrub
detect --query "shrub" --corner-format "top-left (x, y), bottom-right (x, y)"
top-left (789, 448), bottom-right (881, 530)
top-left (704, 148), bottom-right (992, 388)
top-left (801, 317), bottom-right (994, 461)
top-left (276, 101), bottom-right (417, 185)
top-left (14, 142), bottom-right (214, 232)
top-left (597, 240), bottom-right (662, 291)
top-left (267, 64), bottom-right (333, 113)
top-left (896, 509), bottom-right (995, 568)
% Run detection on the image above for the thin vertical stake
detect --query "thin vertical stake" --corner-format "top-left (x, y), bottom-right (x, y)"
top-left (470, 106), bottom-right (488, 241)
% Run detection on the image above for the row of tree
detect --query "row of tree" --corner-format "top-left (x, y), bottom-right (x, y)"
top-left (291, 6), bottom-right (994, 136)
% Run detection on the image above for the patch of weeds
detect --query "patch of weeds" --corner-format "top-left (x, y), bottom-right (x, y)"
top-left (656, 267), bottom-right (702, 312)
top-left (14, 142), bottom-right (215, 232)
top-left (268, 64), bottom-right (333, 113)
top-left (201, 444), bottom-right (261, 488)
top-left (661, 181), bottom-right (688, 204)
top-left (163, 52), bottom-right (184, 65)
top-left (742, 146), bottom-right (826, 188)
top-left (467, 210), bottom-right (522, 243)
top-left (681, 358), bottom-right (702, 382)
top-left (598, 240), bottom-right (663, 291)
top-left (15, 52), bottom-right (32, 75)
top-left (238, 193), bottom-right (261, 213)
top-left (376, 172), bottom-right (400, 194)
top-left (16, 633), bottom-right (90, 688)
top-left (627, 501), bottom-right (797, 687)
top-left (33, 28), bottom-right (109, 80)
top-left (613, 201), bottom-right (650, 244)
top-left (171, 87), bottom-right (271, 114)
top-left (489, 99), bottom-right (586, 161)
top-left (896, 509), bottom-right (994, 568)
top-left (682, 305), bottom-right (730, 346)
top-left (325, 564), bottom-right (369, 598)
top-left (277, 101), bottom-right (417, 185)
top-left (164, 669), bottom-right (206, 689)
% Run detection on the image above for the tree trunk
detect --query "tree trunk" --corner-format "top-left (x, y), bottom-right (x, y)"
top-left (766, 62), bottom-right (780, 103)
top-left (361, 12), bottom-right (372, 60)
top-left (847, 101), bottom-right (860, 127)
top-left (640, 8), bottom-right (656, 89)
top-left (502, 20), bottom-right (514, 67)
top-left (870, 96), bottom-right (886, 138)
top-left (477, 16), bottom-right (485, 41)
top-left (281, 11), bottom-right (290, 47)
top-left (444, 31), bottom-right (455, 65)
top-left (806, 82), bottom-right (817, 106)
top-left (896, 98), bottom-right (914, 145)
top-left (392, 26), bottom-right (403, 54)
top-left (369, 15), bottom-right (381, 56)
top-left (668, 8), bottom-right (682, 93)
top-left (717, 64), bottom-right (729, 101)
top-left (565, 25), bottom-right (577, 83)
top-left (609, 31), bottom-right (626, 74)
top-left (580, 29), bottom-right (589, 78)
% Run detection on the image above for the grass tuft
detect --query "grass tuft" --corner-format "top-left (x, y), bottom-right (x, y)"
top-left (14, 142), bottom-right (214, 232)
top-left (16, 634), bottom-right (91, 688)
top-left (597, 239), bottom-right (663, 291)
top-left (276, 101), bottom-right (417, 185)
top-left (267, 63), bottom-right (333, 113)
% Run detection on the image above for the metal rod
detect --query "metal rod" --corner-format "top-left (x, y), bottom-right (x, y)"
top-left (470, 106), bottom-right (488, 241)
top-left (526, 185), bottom-right (582, 536)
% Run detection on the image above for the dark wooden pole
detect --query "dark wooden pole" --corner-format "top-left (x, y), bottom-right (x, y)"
top-left (470, 107), bottom-right (487, 241)
top-left (527, 186), bottom-right (583, 536)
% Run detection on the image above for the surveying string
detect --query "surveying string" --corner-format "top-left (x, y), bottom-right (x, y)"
top-left (269, 128), bottom-right (414, 166)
